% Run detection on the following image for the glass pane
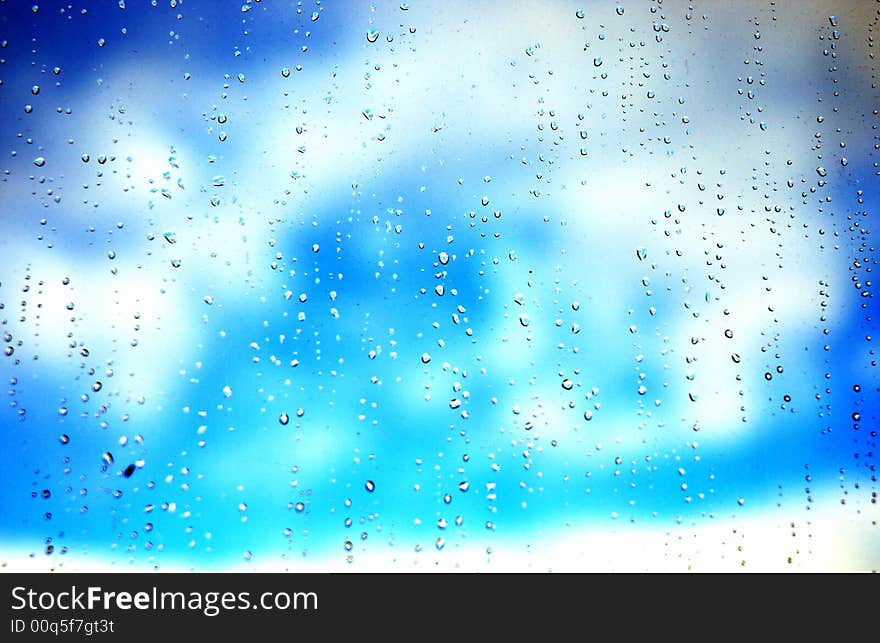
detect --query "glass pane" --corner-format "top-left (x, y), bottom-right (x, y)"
top-left (0, 0), bottom-right (876, 572)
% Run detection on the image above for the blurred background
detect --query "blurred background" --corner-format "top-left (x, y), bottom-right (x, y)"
top-left (0, 0), bottom-right (877, 571)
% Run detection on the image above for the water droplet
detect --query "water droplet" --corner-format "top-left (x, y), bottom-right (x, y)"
top-left (281, 66), bottom-right (291, 78)
top-left (31, 85), bottom-right (40, 95)
top-left (615, 5), bottom-right (625, 15)
top-left (575, 9), bottom-right (585, 19)
top-left (366, 29), bottom-right (380, 43)
top-left (420, 352), bottom-right (431, 364)
top-left (365, 480), bottom-right (375, 493)
top-left (593, 57), bottom-right (603, 67)
top-left (102, 452), bottom-right (114, 466)
top-left (33, 156), bottom-right (45, 167)
top-left (123, 464), bottom-right (136, 478)
top-left (828, 15), bottom-right (838, 27)
top-left (279, 412), bottom-right (290, 425)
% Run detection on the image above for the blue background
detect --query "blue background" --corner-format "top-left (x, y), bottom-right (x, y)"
top-left (0, 0), bottom-right (876, 570)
